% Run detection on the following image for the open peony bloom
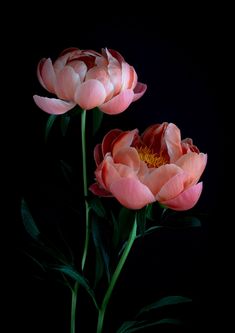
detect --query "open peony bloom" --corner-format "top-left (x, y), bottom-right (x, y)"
top-left (33, 48), bottom-right (147, 115)
top-left (90, 122), bottom-right (207, 210)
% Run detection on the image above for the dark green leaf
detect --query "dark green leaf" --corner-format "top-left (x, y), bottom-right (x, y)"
top-left (146, 204), bottom-right (154, 221)
top-left (117, 318), bottom-right (182, 332)
top-left (117, 321), bottom-right (139, 333)
top-left (59, 160), bottom-right (73, 184)
top-left (94, 248), bottom-right (104, 287)
top-left (92, 107), bottom-right (103, 135)
top-left (91, 217), bottom-right (110, 283)
top-left (45, 114), bottom-right (57, 142)
top-left (23, 251), bottom-right (46, 272)
top-left (179, 216), bottom-right (201, 228)
top-left (89, 197), bottom-right (107, 219)
top-left (118, 208), bottom-right (136, 241)
top-left (54, 265), bottom-right (98, 308)
top-left (136, 225), bottom-right (163, 239)
top-left (21, 198), bottom-right (40, 240)
top-left (136, 296), bottom-right (192, 316)
top-left (111, 211), bottom-right (119, 249)
top-left (136, 207), bottom-right (147, 237)
top-left (60, 115), bottom-right (70, 136)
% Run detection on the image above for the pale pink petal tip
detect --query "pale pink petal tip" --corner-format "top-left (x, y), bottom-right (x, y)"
top-left (74, 79), bottom-right (106, 110)
top-left (33, 95), bottom-right (75, 114)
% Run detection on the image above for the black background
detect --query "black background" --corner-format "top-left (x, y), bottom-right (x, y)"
top-left (9, 9), bottom-right (227, 333)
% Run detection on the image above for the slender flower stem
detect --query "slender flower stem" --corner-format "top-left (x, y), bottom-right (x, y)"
top-left (96, 218), bottom-right (137, 333)
top-left (71, 282), bottom-right (79, 333)
top-left (81, 109), bottom-right (90, 271)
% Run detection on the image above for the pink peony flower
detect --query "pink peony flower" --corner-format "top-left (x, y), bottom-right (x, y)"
top-left (90, 123), bottom-right (207, 210)
top-left (33, 48), bottom-right (147, 115)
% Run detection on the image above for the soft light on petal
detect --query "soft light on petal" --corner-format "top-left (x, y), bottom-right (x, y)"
top-left (160, 182), bottom-right (203, 211)
top-left (155, 172), bottom-right (188, 202)
top-left (164, 123), bottom-right (183, 162)
top-left (99, 89), bottom-right (134, 115)
top-left (33, 95), bottom-right (75, 114)
top-left (110, 178), bottom-right (155, 210)
top-left (114, 147), bottom-right (140, 172)
top-left (112, 129), bottom-right (138, 157)
top-left (176, 152), bottom-right (207, 186)
top-left (74, 79), bottom-right (106, 110)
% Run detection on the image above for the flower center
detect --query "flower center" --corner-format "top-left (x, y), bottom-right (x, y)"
top-left (137, 146), bottom-right (168, 168)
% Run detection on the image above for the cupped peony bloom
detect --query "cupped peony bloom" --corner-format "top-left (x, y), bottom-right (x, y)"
top-left (90, 123), bottom-right (207, 211)
top-left (33, 48), bottom-right (147, 115)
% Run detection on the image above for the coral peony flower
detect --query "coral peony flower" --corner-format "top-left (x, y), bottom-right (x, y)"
top-left (90, 123), bottom-right (207, 211)
top-left (33, 48), bottom-right (147, 115)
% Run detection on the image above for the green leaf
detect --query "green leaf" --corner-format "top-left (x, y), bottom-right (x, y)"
top-left (117, 321), bottom-right (139, 333)
top-left (92, 107), bottom-right (103, 135)
top-left (179, 216), bottom-right (201, 228)
top-left (94, 249), bottom-right (104, 287)
top-left (117, 318), bottom-right (182, 332)
top-left (59, 160), bottom-right (73, 184)
top-left (21, 198), bottom-right (40, 240)
top-left (118, 208), bottom-right (136, 241)
top-left (91, 217), bottom-right (110, 283)
top-left (89, 197), bottom-right (107, 219)
top-left (136, 296), bottom-right (192, 317)
top-left (111, 211), bottom-right (119, 249)
top-left (54, 265), bottom-right (98, 309)
top-left (146, 204), bottom-right (154, 221)
top-left (60, 115), bottom-right (70, 136)
top-left (136, 207), bottom-right (147, 237)
top-left (136, 225), bottom-right (163, 239)
top-left (45, 114), bottom-right (57, 142)
top-left (164, 214), bottom-right (202, 228)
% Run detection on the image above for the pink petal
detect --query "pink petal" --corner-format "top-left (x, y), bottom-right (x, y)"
top-left (55, 66), bottom-right (80, 100)
top-left (107, 49), bottom-right (125, 63)
top-left (102, 129), bottom-right (122, 156)
top-left (132, 82), bottom-right (147, 102)
top-left (86, 66), bottom-right (114, 101)
top-left (155, 172), bottom-right (188, 201)
top-left (37, 58), bottom-right (47, 90)
top-left (70, 61), bottom-right (87, 82)
top-left (89, 183), bottom-right (112, 197)
top-left (160, 182), bottom-right (203, 211)
top-left (74, 79), bottom-right (106, 110)
top-left (114, 147), bottom-right (140, 172)
top-left (164, 123), bottom-right (183, 162)
top-left (143, 164), bottom-right (183, 196)
top-left (175, 152), bottom-right (207, 186)
top-left (94, 144), bottom-right (103, 166)
top-left (33, 95), bottom-right (75, 114)
top-left (110, 178), bottom-right (155, 210)
top-left (141, 122), bottom-right (168, 154)
top-left (99, 89), bottom-right (134, 115)
top-left (101, 159), bottom-right (121, 190)
top-left (40, 58), bottom-right (57, 93)
top-left (112, 129), bottom-right (138, 157)
top-left (121, 62), bottom-right (134, 90)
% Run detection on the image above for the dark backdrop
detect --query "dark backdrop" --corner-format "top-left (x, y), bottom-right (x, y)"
top-left (10, 11), bottom-right (225, 333)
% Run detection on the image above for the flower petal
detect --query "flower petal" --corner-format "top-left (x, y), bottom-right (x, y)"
top-left (114, 147), bottom-right (140, 172)
top-left (155, 172), bottom-right (188, 201)
top-left (94, 144), bottom-right (103, 166)
top-left (132, 82), bottom-right (147, 102)
top-left (99, 89), bottom-right (134, 115)
top-left (74, 79), bottom-right (106, 110)
top-left (143, 164), bottom-right (183, 196)
top-left (102, 129), bottom-right (122, 156)
top-left (110, 178), bottom-right (155, 209)
top-left (55, 66), bottom-right (80, 100)
top-left (112, 129), bottom-right (138, 157)
top-left (164, 123), bottom-right (183, 162)
top-left (33, 95), bottom-right (75, 114)
top-left (175, 152), bottom-right (207, 186)
top-left (89, 183), bottom-right (112, 197)
top-left (160, 182), bottom-right (203, 211)
top-left (40, 58), bottom-right (56, 93)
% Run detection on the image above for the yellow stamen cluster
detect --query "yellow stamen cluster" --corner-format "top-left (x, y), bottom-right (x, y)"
top-left (137, 146), bottom-right (167, 168)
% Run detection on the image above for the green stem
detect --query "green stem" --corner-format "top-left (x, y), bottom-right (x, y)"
top-left (81, 110), bottom-right (88, 197)
top-left (71, 282), bottom-right (79, 333)
top-left (96, 218), bottom-right (137, 333)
